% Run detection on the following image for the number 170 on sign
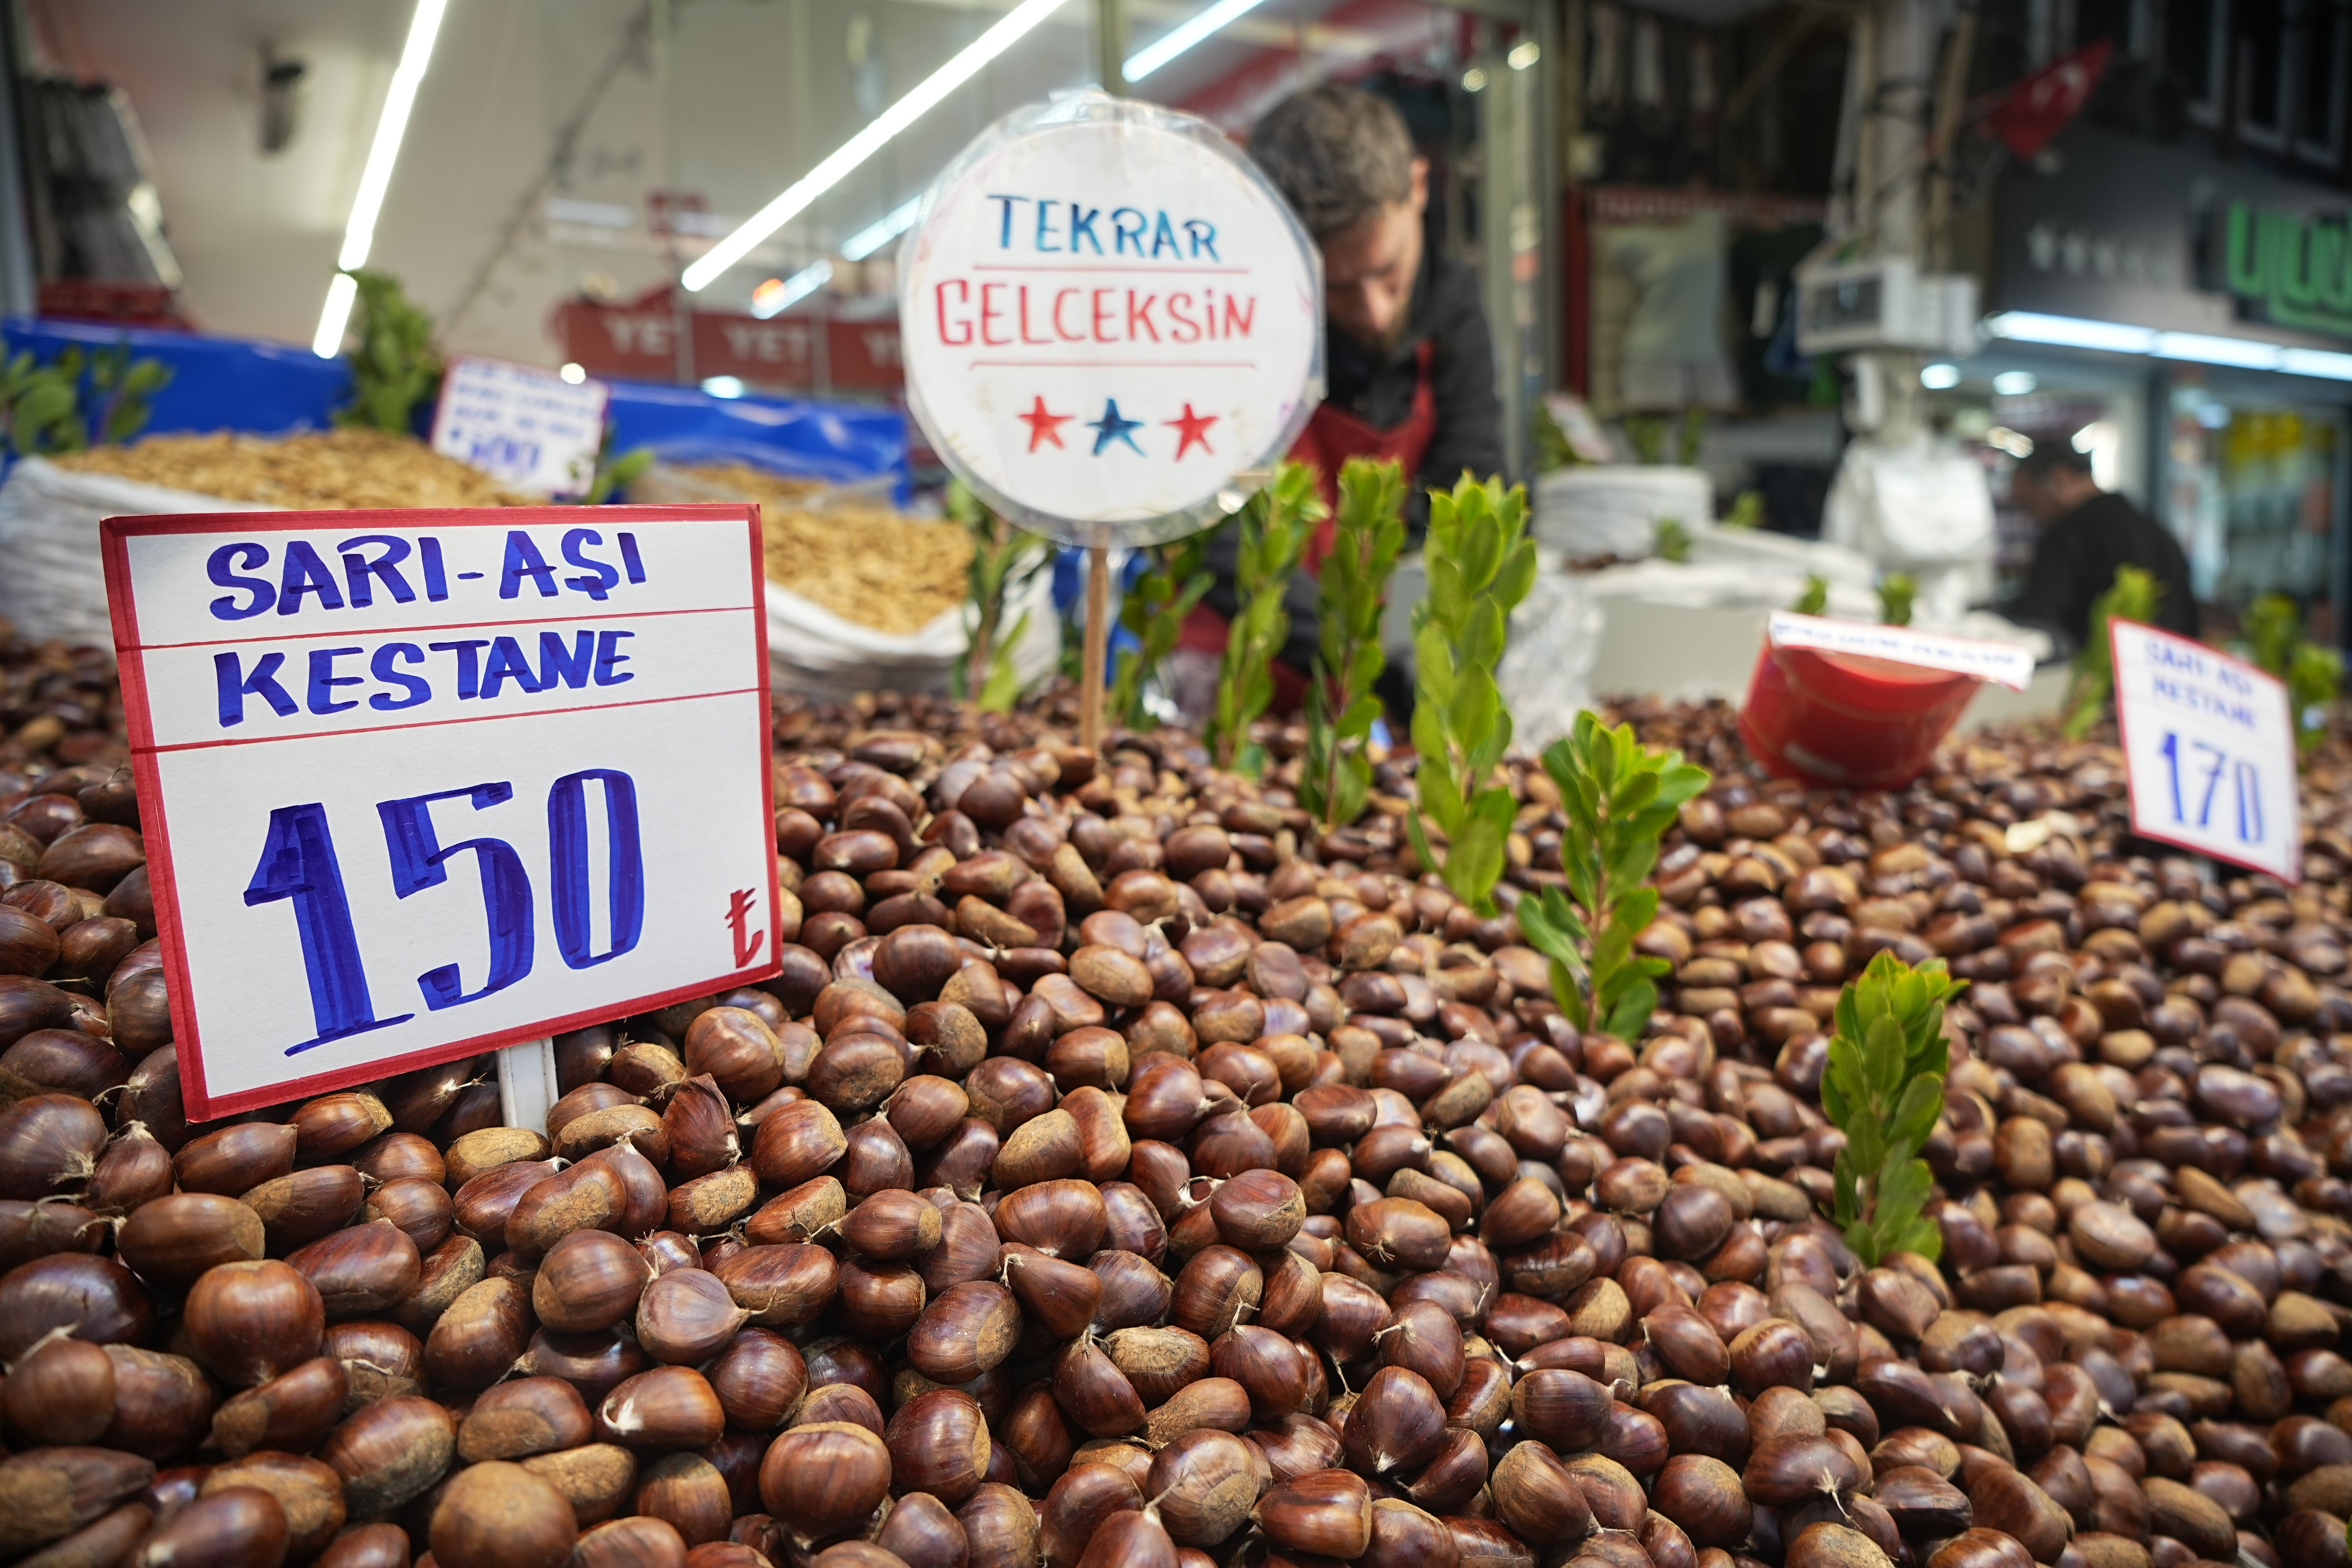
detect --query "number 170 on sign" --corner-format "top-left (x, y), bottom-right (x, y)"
top-left (2111, 619), bottom-right (2300, 884)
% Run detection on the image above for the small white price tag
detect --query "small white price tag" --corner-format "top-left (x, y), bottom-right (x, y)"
top-left (101, 505), bottom-right (780, 1118)
top-left (1767, 611), bottom-right (2038, 689)
top-left (430, 356), bottom-right (611, 497)
top-left (2111, 619), bottom-right (2302, 884)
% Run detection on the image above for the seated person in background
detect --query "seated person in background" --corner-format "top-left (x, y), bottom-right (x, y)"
top-left (2001, 443), bottom-right (2198, 651)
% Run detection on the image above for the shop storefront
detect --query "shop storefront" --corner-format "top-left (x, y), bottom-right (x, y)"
top-left (1931, 124), bottom-right (2352, 644)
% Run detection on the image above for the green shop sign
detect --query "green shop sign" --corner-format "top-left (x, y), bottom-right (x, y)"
top-left (2223, 201), bottom-right (2352, 338)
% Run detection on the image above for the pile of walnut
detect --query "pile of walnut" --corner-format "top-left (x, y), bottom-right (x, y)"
top-left (1, 675), bottom-right (2349, 1568)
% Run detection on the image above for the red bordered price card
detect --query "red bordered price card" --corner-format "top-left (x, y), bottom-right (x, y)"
top-left (2110, 618), bottom-right (2302, 884)
top-left (101, 505), bottom-right (782, 1118)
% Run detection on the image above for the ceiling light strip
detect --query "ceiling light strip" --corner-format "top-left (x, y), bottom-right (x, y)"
top-left (313, 0), bottom-right (449, 356)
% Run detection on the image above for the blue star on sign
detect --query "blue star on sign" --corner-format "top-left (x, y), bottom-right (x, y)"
top-left (1088, 399), bottom-right (1145, 455)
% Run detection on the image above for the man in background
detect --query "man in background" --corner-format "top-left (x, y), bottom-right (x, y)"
top-left (2003, 443), bottom-right (2199, 649)
top-left (1188, 82), bottom-right (1507, 717)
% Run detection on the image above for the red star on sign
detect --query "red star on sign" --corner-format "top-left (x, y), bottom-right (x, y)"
top-left (1166, 403), bottom-right (1217, 459)
top-left (1018, 395), bottom-right (1073, 452)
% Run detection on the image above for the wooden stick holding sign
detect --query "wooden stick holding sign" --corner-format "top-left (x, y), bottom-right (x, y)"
top-left (896, 91), bottom-right (1324, 745)
top-left (1081, 545), bottom-right (1112, 750)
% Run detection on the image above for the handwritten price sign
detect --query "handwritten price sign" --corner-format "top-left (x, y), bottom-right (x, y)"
top-left (101, 506), bottom-right (780, 1117)
top-left (899, 92), bottom-right (1322, 546)
top-left (431, 356), bottom-right (611, 497)
top-left (2111, 619), bottom-right (2301, 884)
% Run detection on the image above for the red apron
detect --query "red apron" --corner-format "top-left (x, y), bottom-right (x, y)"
top-left (1178, 341), bottom-right (1439, 713)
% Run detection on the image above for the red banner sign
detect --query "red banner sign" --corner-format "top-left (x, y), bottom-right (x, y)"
top-left (552, 298), bottom-right (903, 395)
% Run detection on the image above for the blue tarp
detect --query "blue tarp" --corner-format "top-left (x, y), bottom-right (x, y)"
top-left (0, 318), bottom-right (909, 492)
top-left (4, 316), bottom-right (353, 437)
top-left (597, 375), bottom-right (909, 493)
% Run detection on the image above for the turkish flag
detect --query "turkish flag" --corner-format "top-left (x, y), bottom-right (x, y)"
top-left (1979, 39), bottom-right (2114, 159)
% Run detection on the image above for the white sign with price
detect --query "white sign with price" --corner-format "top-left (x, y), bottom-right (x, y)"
top-left (2111, 619), bottom-right (2302, 884)
top-left (430, 356), bottom-right (611, 497)
top-left (101, 505), bottom-right (780, 1118)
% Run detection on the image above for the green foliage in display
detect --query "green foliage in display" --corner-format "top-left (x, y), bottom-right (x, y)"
top-left (0, 348), bottom-right (86, 454)
top-left (1791, 574), bottom-right (1829, 616)
top-left (0, 337), bottom-right (173, 456)
top-left (334, 270), bottom-right (443, 434)
top-left (1517, 713), bottom-right (1710, 1041)
top-left (949, 480), bottom-right (1052, 712)
top-left (1723, 489), bottom-right (1764, 530)
top-left (1654, 517), bottom-right (1693, 563)
top-left (2244, 594), bottom-right (2343, 756)
top-left (2064, 565), bottom-right (2160, 740)
top-left (1822, 951), bottom-right (1962, 1266)
top-left (585, 422), bottom-right (653, 504)
top-left (1207, 463), bottom-right (1322, 774)
top-left (1877, 573), bottom-right (1917, 627)
top-left (1110, 534), bottom-right (1212, 729)
top-left (87, 339), bottom-right (172, 446)
top-left (1407, 474), bottom-right (1536, 914)
top-left (1301, 458), bottom-right (1407, 829)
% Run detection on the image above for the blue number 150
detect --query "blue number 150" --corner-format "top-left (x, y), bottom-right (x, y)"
top-left (244, 768), bottom-right (645, 1055)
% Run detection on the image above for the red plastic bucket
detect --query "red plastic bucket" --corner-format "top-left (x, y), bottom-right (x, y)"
top-left (1738, 642), bottom-right (1982, 789)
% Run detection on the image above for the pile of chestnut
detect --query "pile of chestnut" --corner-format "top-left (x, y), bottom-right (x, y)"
top-left (2, 673), bottom-right (2351, 1568)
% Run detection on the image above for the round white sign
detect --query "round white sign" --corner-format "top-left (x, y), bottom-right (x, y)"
top-left (898, 92), bottom-right (1324, 548)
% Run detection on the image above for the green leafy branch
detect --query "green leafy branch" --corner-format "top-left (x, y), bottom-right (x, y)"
top-left (2244, 594), bottom-right (2342, 756)
top-left (1110, 534), bottom-right (1212, 728)
top-left (949, 480), bottom-right (1052, 712)
top-left (1822, 950), bottom-right (1962, 1267)
top-left (333, 270), bottom-right (443, 434)
top-left (1877, 573), bottom-right (1917, 627)
top-left (2063, 565), bottom-right (2159, 739)
top-left (1654, 517), bottom-right (1693, 563)
top-left (585, 421), bottom-right (654, 503)
top-left (1207, 462), bottom-right (1321, 774)
top-left (1407, 474), bottom-right (1536, 915)
top-left (1791, 574), bottom-right (1828, 616)
top-left (0, 337), bottom-right (174, 456)
top-left (1517, 713), bottom-right (1710, 1040)
top-left (1301, 458), bottom-right (1406, 829)
top-left (87, 339), bottom-right (172, 446)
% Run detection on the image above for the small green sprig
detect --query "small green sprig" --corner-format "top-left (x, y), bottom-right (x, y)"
top-left (585, 422), bottom-right (653, 503)
top-left (1207, 463), bottom-right (1322, 773)
top-left (87, 339), bottom-right (171, 446)
top-left (1877, 573), bottom-right (1917, 627)
top-left (1791, 574), bottom-right (1828, 616)
top-left (2245, 594), bottom-right (2342, 756)
top-left (2063, 565), bottom-right (2160, 739)
top-left (1301, 458), bottom-right (1406, 829)
top-left (1517, 713), bottom-right (1710, 1039)
top-left (1822, 951), bottom-right (1962, 1266)
top-left (0, 348), bottom-right (86, 455)
top-left (1654, 517), bottom-right (1693, 562)
top-left (333, 270), bottom-right (442, 434)
top-left (950, 480), bottom-right (1052, 710)
top-left (1407, 474), bottom-right (1537, 915)
top-left (1110, 534), bottom-right (1212, 728)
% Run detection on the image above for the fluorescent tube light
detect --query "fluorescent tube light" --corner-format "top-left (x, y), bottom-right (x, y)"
top-left (1124, 0), bottom-right (1273, 81)
top-left (684, 0), bottom-right (1073, 291)
top-left (843, 198), bottom-right (923, 261)
top-left (752, 260), bottom-right (834, 319)
top-left (1983, 312), bottom-right (2158, 353)
top-left (2283, 348), bottom-right (2352, 381)
top-left (698, 0), bottom-right (1285, 292)
top-left (1981, 309), bottom-right (2352, 382)
top-left (312, 0), bottom-right (448, 357)
top-left (2152, 331), bottom-right (2285, 370)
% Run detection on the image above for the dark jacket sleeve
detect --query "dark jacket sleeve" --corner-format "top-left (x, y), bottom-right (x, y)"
top-left (1411, 263), bottom-right (1509, 536)
top-left (2001, 520), bottom-right (2084, 653)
